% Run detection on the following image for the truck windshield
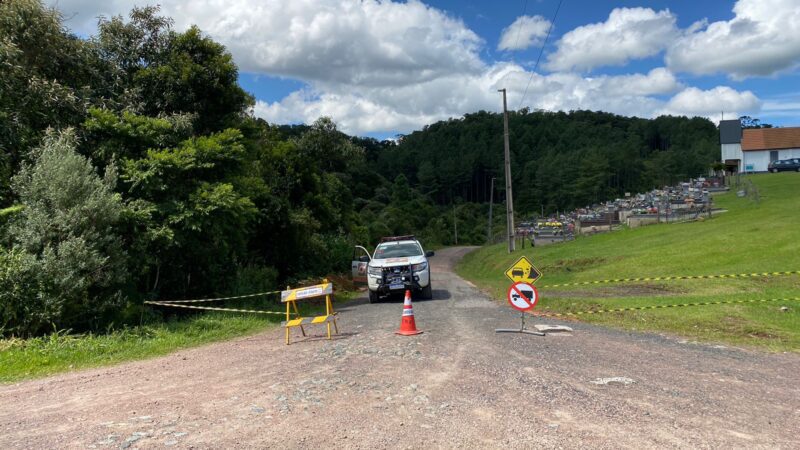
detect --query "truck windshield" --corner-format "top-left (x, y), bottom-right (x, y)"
top-left (373, 243), bottom-right (423, 259)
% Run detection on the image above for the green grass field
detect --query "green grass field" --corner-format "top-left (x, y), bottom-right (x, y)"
top-left (457, 173), bottom-right (800, 352)
top-left (0, 293), bottom-right (353, 383)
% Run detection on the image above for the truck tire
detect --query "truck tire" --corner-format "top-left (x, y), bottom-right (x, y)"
top-left (420, 283), bottom-right (433, 300)
top-left (368, 289), bottom-right (379, 303)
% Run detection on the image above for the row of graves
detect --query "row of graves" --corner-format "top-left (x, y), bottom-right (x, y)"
top-left (516, 177), bottom-right (727, 244)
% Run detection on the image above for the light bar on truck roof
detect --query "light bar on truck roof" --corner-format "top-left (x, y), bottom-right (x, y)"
top-left (379, 235), bottom-right (416, 243)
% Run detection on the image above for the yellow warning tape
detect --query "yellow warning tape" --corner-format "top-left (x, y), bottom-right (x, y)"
top-left (533, 297), bottom-right (800, 318)
top-left (155, 290), bottom-right (282, 303)
top-left (144, 301), bottom-right (286, 315)
top-left (539, 270), bottom-right (800, 289)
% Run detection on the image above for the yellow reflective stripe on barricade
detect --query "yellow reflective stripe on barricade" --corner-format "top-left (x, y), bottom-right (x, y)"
top-left (144, 301), bottom-right (286, 315)
top-left (282, 314), bottom-right (337, 328)
top-left (539, 270), bottom-right (800, 289)
top-left (533, 297), bottom-right (800, 318)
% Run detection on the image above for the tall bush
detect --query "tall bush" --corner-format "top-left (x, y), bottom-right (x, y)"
top-left (2, 131), bottom-right (127, 335)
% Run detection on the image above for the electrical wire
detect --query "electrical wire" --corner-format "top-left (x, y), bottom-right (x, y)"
top-left (516, 0), bottom-right (564, 111)
top-left (510, 0), bottom-right (530, 52)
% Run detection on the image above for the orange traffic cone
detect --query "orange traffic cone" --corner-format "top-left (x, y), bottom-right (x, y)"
top-left (396, 290), bottom-right (423, 336)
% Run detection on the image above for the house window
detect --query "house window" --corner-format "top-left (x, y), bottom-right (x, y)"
top-left (770, 151), bottom-right (779, 162)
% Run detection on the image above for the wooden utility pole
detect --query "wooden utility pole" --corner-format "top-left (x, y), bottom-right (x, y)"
top-left (453, 203), bottom-right (458, 245)
top-left (499, 89), bottom-right (515, 253)
top-left (487, 177), bottom-right (495, 243)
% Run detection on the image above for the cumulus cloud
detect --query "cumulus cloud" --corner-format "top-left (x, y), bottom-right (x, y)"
top-left (54, 0), bottom-right (484, 87)
top-left (255, 64), bottom-right (518, 134)
top-left (497, 15), bottom-right (551, 51)
top-left (174, 0), bottom-right (484, 87)
top-left (545, 7), bottom-right (678, 72)
top-left (255, 66), bottom-right (689, 135)
top-left (666, 0), bottom-right (800, 79)
top-left (660, 86), bottom-right (761, 120)
top-left (49, 0), bottom-right (763, 134)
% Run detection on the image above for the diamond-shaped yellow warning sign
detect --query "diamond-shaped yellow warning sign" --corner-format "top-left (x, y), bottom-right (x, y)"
top-left (505, 256), bottom-right (542, 284)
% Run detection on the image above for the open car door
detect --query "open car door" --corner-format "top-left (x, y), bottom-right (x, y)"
top-left (351, 245), bottom-right (371, 286)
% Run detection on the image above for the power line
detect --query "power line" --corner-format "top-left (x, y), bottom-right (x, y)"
top-left (516, 0), bottom-right (564, 111)
top-left (510, 0), bottom-right (530, 52)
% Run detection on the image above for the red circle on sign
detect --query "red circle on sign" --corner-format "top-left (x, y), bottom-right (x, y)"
top-left (506, 282), bottom-right (538, 312)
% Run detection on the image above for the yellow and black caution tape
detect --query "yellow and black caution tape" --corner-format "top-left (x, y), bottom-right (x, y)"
top-left (533, 296), bottom-right (800, 318)
top-left (144, 300), bottom-right (286, 315)
top-left (155, 290), bottom-right (283, 303)
top-left (540, 270), bottom-right (800, 289)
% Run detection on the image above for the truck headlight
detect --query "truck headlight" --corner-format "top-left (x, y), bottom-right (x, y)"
top-left (411, 262), bottom-right (428, 272)
top-left (368, 266), bottom-right (382, 276)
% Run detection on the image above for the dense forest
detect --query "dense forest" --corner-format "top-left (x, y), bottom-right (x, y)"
top-left (0, 1), bottom-right (720, 336)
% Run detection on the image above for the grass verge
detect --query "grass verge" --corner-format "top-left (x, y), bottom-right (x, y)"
top-left (0, 290), bottom-right (356, 383)
top-left (457, 173), bottom-right (800, 352)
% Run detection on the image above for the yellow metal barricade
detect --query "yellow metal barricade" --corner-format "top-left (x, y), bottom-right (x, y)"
top-left (280, 279), bottom-right (339, 345)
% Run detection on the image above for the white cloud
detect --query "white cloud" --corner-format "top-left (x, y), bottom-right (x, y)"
top-left (666, 0), bottom-right (800, 79)
top-left (172, 0), bottom-right (485, 87)
top-left (545, 7), bottom-right (678, 72)
top-left (255, 66), bottom-right (689, 135)
top-left (660, 86), bottom-right (761, 121)
top-left (49, 0), bottom-right (764, 134)
top-left (54, 0), bottom-right (484, 87)
top-left (255, 64), bottom-right (516, 134)
top-left (746, 94), bottom-right (800, 122)
top-left (497, 15), bottom-right (551, 51)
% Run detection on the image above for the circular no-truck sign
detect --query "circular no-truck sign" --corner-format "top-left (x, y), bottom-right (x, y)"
top-left (506, 282), bottom-right (538, 312)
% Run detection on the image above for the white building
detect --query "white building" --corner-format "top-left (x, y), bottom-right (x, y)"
top-left (719, 120), bottom-right (800, 173)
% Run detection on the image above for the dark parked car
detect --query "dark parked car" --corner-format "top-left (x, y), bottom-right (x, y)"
top-left (768, 158), bottom-right (800, 172)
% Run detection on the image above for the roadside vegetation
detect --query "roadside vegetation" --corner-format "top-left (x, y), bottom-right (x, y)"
top-left (0, 292), bottom-right (353, 383)
top-left (0, 313), bottom-right (276, 383)
top-left (458, 173), bottom-right (800, 352)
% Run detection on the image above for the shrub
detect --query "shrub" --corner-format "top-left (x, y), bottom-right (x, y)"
top-left (0, 247), bottom-right (47, 336)
top-left (3, 130), bottom-right (128, 335)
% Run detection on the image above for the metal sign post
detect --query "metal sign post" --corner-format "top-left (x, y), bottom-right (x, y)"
top-left (496, 281), bottom-right (544, 336)
top-left (496, 310), bottom-right (545, 336)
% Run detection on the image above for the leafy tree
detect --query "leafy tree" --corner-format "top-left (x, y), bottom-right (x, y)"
top-left (95, 7), bottom-right (252, 132)
top-left (119, 125), bottom-right (257, 297)
top-left (739, 116), bottom-right (773, 129)
top-left (0, 0), bottom-right (101, 203)
top-left (2, 131), bottom-right (127, 335)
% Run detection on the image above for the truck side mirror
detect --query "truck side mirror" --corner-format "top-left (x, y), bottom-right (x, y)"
top-left (426, 251), bottom-right (435, 257)
top-left (359, 255), bottom-right (370, 262)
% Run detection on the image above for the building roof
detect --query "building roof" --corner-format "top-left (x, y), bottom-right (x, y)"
top-left (742, 127), bottom-right (800, 152)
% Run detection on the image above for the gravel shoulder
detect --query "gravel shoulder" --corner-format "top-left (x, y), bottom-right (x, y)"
top-left (1, 247), bottom-right (798, 449)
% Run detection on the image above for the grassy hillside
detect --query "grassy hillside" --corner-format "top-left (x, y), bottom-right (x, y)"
top-left (457, 173), bottom-right (800, 351)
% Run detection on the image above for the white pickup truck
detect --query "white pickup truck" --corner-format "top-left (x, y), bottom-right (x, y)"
top-left (352, 236), bottom-right (434, 303)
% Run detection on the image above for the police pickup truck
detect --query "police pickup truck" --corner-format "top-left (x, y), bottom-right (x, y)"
top-left (352, 236), bottom-right (434, 303)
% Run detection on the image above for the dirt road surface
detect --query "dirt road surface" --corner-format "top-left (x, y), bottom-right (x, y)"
top-left (1, 247), bottom-right (799, 449)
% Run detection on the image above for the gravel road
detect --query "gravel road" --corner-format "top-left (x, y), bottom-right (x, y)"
top-left (1, 247), bottom-right (798, 449)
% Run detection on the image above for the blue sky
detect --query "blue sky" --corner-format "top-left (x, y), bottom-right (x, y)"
top-left (54, 0), bottom-right (800, 138)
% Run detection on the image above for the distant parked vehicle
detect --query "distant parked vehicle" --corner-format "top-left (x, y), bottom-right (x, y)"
top-left (768, 158), bottom-right (800, 173)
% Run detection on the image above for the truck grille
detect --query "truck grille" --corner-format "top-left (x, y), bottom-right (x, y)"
top-left (382, 265), bottom-right (412, 284)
